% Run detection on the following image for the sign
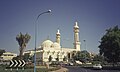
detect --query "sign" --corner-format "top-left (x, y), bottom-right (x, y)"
top-left (9, 60), bottom-right (25, 67)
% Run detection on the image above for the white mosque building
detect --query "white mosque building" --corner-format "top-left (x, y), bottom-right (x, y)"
top-left (24, 22), bottom-right (81, 62)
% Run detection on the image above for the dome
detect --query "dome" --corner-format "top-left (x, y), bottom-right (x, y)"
top-left (41, 40), bottom-right (53, 48)
top-left (51, 42), bottom-right (60, 48)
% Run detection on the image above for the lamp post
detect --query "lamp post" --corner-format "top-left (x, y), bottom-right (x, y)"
top-left (34, 10), bottom-right (51, 72)
top-left (83, 40), bottom-right (86, 51)
top-left (83, 40), bottom-right (86, 63)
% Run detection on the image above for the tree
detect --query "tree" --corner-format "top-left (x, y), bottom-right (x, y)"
top-left (74, 50), bottom-right (91, 63)
top-left (16, 32), bottom-right (31, 59)
top-left (99, 26), bottom-right (120, 64)
top-left (23, 53), bottom-right (30, 62)
top-left (92, 54), bottom-right (104, 64)
top-left (0, 49), bottom-right (5, 56)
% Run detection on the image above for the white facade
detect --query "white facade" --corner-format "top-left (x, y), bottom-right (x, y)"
top-left (24, 22), bottom-right (81, 62)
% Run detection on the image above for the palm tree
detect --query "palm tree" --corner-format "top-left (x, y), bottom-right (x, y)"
top-left (16, 32), bottom-right (31, 59)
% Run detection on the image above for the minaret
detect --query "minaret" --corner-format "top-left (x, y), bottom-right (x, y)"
top-left (56, 29), bottom-right (60, 44)
top-left (73, 22), bottom-right (80, 51)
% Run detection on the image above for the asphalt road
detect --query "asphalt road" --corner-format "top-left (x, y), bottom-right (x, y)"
top-left (65, 66), bottom-right (120, 72)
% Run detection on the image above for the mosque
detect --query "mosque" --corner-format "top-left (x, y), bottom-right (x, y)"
top-left (24, 22), bottom-right (81, 62)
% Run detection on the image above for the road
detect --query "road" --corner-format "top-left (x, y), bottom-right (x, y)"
top-left (65, 66), bottom-right (120, 72)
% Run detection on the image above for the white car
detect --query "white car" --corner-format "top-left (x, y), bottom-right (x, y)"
top-left (67, 62), bottom-right (74, 66)
top-left (69, 62), bottom-right (74, 66)
top-left (93, 64), bottom-right (102, 69)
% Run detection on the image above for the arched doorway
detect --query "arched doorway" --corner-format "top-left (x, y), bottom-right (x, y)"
top-left (68, 53), bottom-right (70, 59)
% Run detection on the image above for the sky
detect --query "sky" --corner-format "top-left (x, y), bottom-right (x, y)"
top-left (0, 0), bottom-right (120, 54)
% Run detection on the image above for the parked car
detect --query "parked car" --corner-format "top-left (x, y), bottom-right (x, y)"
top-left (93, 64), bottom-right (102, 69)
top-left (67, 62), bottom-right (74, 66)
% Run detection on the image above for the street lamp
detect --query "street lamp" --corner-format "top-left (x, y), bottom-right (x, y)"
top-left (34, 10), bottom-right (51, 72)
top-left (83, 40), bottom-right (86, 63)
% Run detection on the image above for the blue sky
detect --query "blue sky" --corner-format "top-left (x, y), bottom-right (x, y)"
top-left (0, 0), bottom-right (120, 54)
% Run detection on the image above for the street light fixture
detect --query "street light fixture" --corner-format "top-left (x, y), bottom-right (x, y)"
top-left (34, 10), bottom-right (51, 72)
top-left (36, 10), bottom-right (51, 20)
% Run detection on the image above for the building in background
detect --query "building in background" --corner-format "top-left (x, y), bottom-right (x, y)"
top-left (1, 52), bottom-right (17, 61)
top-left (24, 22), bottom-right (81, 62)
